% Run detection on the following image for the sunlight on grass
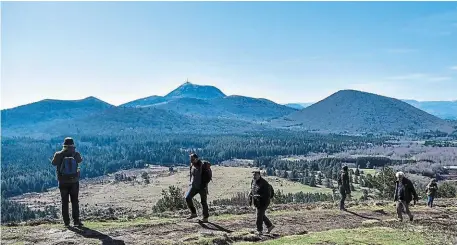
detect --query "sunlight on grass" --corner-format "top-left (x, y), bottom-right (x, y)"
top-left (236, 227), bottom-right (430, 245)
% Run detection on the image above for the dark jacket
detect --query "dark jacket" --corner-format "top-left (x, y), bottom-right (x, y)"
top-left (426, 182), bottom-right (438, 197)
top-left (338, 170), bottom-right (351, 194)
top-left (52, 147), bottom-right (83, 184)
top-left (189, 160), bottom-right (212, 190)
top-left (394, 177), bottom-right (418, 203)
top-left (249, 177), bottom-right (271, 208)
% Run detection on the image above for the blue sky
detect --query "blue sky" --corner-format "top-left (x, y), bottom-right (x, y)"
top-left (2, 2), bottom-right (457, 109)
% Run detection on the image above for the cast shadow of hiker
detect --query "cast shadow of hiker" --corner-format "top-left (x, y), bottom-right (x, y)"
top-left (198, 221), bottom-right (234, 233)
top-left (345, 210), bottom-right (382, 221)
top-left (68, 226), bottom-right (125, 245)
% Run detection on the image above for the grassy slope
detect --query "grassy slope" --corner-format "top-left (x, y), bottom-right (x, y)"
top-left (236, 227), bottom-right (432, 245)
top-left (11, 166), bottom-right (332, 215)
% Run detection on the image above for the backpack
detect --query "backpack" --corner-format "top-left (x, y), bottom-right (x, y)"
top-left (59, 154), bottom-right (79, 180)
top-left (269, 184), bottom-right (275, 198)
top-left (201, 160), bottom-right (212, 188)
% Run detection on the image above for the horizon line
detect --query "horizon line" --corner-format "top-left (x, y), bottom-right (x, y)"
top-left (1, 83), bottom-right (456, 110)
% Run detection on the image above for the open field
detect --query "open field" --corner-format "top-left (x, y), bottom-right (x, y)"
top-left (2, 199), bottom-right (456, 245)
top-left (11, 166), bottom-right (332, 216)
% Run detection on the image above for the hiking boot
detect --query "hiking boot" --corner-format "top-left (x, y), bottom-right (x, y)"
top-left (201, 217), bottom-right (209, 223)
top-left (186, 213), bottom-right (198, 220)
top-left (74, 221), bottom-right (84, 228)
top-left (409, 216), bottom-right (414, 222)
top-left (64, 223), bottom-right (70, 228)
top-left (267, 225), bottom-right (275, 234)
top-left (255, 231), bottom-right (263, 236)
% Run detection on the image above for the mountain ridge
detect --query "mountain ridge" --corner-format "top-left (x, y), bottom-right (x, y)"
top-left (277, 89), bottom-right (453, 134)
top-left (2, 84), bottom-right (455, 137)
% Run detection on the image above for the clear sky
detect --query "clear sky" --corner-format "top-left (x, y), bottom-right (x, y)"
top-left (2, 2), bottom-right (457, 109)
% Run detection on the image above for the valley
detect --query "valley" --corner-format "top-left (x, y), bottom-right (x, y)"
top-left (2, 82), bottom-right (457, 245)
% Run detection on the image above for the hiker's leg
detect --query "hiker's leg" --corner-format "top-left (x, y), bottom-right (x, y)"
top-left (263, 206), bottom-right (273, 228)
top-left (396, 201), bottom-right (403, 221)
top-left (403, 202), bottom-right (413, 220)
top-left (340, 190), bottom-right (346, 210)
top-left (70, 182), bottom-right (80, 223)
top-left (199, 188), bottom-right (209, 218)
top-left (427, 196), bottom-right (431, 207)
top-left (256, 206), bottom-right (266, 232)
top-left (185, 188), bottom-right (198, 214)
top-left (430, 196), bottom-right (434, 208)
top-left (59, 184), bottom-right (70, 224)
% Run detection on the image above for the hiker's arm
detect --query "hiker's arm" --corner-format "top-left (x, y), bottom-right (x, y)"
top-left (51, 153), bottom-right (60, 166)
top-left (248, 180), bottom-right (253, 205)
top-left (75, 152), bottom-right (83, 164)
top-left (410, 181), bottom-right (418, 200)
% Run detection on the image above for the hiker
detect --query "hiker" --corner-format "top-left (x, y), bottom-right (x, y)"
top-left (51, 137), bottom-right (83, 227)
top-left (185, 153), bottom-right (211, 222)
top-left (249, 170), bottom-right (275, 235)
top-left (426, 179), bottom-right (438, 208)
top-left (337, 166), bottom-right (351, 211)
top-left (394, 171), bottom-right (419, 222)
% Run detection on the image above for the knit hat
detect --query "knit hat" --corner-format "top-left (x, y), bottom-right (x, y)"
top-left (190, 153), bottom-right (199, 159)
top-left (63, 137), bottom-right (75, 147)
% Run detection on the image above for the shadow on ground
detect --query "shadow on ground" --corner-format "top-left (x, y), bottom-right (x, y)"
top-left (345, 210), bottom-right (382, 221)
top-left (198, 221), bottom-right (234, 233)
top-left (68, 226), bottom-right (125, 245)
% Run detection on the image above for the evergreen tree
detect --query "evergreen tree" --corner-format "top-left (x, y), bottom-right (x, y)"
top-left (309, 176), bottom-right (317, 187)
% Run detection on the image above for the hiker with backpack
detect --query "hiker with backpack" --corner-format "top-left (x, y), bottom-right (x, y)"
top-left (249, 170), bottom-right (275, 235)
top-left (185, 153), bottom-right (212, 222)
top-left (426, 179), bottom-right (438, 208)
top-left (394, 171), bottom-right (419, 222)
top-left (337, 166), bottom-right (351, 211)
top-left (51, 137), bottom-right (83, 227)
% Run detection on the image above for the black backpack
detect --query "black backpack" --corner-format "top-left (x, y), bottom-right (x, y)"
top-left (201, 160), bottom-right (212, 188)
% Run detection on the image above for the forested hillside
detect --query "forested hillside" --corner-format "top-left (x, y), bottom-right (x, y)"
top-left (1, 131), bottom-right (381, 198)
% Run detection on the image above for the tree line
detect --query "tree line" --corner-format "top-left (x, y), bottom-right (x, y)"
top-left (1, 131), bottom-right (383, 198)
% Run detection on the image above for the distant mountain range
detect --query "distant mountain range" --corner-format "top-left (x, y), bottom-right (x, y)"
top-left (121, 82), bottom-right (296, 121)
top-left (286, 99), bottom-right (457, 120)
top-left (276, 90), bottom-right (453, 134)
top-left (284, 103), bottom-right (313, 110)
top-left (2, 82), bottom-right (455, 138)
top-left (401, 100), bottom-right (457, 120)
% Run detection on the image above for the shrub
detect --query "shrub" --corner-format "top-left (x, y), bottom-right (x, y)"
top-left (437, 181), bottom-right (457, 198)
top-left (152, 186), bottom-right (200, 213)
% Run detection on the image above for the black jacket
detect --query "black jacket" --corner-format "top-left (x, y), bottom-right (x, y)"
top-left (394, 177), bottom-right (418, 203)
top-left (338, 170), bottom-right (351, 194)
top-left (249, 177), bottom-right (271, 208)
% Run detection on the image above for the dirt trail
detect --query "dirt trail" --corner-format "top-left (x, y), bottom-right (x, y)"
top-left (2, 203), bottom-right (457, 245)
